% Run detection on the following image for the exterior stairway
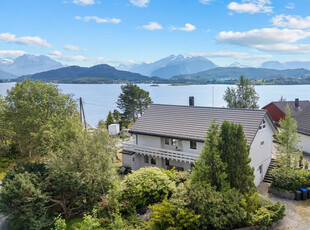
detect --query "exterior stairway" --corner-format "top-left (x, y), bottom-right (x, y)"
top-left (263, 158), bottom-right (277, 183)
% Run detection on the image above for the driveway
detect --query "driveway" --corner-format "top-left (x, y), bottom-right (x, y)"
top-left (268, 193), bottom-right (310, 230)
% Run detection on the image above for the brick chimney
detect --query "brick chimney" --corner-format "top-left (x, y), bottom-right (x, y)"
top-left (295, 98), bottom-right (300, 108)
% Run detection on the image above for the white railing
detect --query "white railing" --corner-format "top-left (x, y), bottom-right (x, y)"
top-left (122, 141), bottom-right (199, 163)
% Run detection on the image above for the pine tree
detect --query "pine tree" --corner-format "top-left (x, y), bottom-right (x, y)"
top-left (105, 111), bottom-right (114, 129)
top-left (275, 105), bottom-right (302, 169)
top-left (191, 120), bottom-right (229, 191)
top-left (219, 121), bottom-right (255, 193)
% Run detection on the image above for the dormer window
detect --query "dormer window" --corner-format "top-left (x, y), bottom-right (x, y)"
top-left (259, 119), bottom-right (266, 130)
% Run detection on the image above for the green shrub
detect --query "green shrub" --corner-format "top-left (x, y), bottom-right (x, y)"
top-left (121, 167), bottom-right (176, 211)
top-left (271, 167), bottom-right (310, 192)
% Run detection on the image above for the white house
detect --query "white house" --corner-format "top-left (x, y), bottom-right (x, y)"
top-left (122, 101), bottom-right (277, 186)
top-left (295, 106), bottom-right (310, 154)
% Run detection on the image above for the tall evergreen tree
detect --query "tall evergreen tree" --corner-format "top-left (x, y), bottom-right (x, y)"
top-left (105, 111), bottom-right (115, 129)
top-left (219, 121), bottom-right (255, 193)
top-left (275, 105), bottom-right (302, 169)
top-left (116, 83), bottom-right (152, 122)
top-left (191, 120), bottom-right (228, 191)
top-left (223, 75), bottom-right (259, 109)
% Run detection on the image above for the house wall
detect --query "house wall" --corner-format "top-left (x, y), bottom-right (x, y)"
top-left (300, 134), bottom-right (310, 154)
top-left (122, 154), bottom-right (132, 168)
top-left (137, 134), bottom-right (161, 148)
top-left (249, 114), bottom-right (275, 186)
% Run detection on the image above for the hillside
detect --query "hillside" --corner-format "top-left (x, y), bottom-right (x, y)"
top-left (0, 69), bottom-right (17, 79)
top-left (21, 64), bottom-right (150, 82)
top-left (173, 67), bottom-right (310, 81)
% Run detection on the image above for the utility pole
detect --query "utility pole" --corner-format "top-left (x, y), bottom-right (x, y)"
top-left (79, 97), bottom-right (87, 129)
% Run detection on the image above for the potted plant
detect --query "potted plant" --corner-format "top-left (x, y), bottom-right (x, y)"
top-left (305, 160), bottom-right (309, 170)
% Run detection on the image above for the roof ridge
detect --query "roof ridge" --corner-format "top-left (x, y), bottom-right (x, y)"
top-left (151, 103), bottom-right (266, 112)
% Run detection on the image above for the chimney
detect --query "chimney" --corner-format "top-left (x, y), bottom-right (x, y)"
top-left (295, 98), bottom-right (300, 108)
top-left (189, 96), bottom-right (194, 106)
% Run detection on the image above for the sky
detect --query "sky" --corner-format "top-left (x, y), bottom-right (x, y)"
top-left (0, 0), bottom-right (310, 67)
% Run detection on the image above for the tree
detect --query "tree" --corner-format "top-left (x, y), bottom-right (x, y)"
top-left (223, 75), bottom-right (259, 109)
top-left (105, 111), bottom-right (114, 129)
top-left (219, 121), bottom-right (255, 193)
top-left (2, 80), bottom-right (77, 157)
top-left (113, 109), bottom-right (121, 122)
top-left (275, 105), bottom-right (302, 169)
top-left (191, 120), bottom-right (228, 191)
top-left (116, 83), bottom-right (152, 122)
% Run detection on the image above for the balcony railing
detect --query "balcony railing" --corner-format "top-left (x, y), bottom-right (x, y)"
top-left (122, 141), bottom-right (199, 163)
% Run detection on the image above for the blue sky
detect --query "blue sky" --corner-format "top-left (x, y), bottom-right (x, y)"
top-left (0, 0), bottom-right (310, 67)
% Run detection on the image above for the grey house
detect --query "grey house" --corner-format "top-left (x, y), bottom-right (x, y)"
top-left (122, 101), bottom-right (276, 186)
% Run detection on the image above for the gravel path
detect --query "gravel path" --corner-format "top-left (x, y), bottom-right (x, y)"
top-left (268, 193), bottom-right (310, 230)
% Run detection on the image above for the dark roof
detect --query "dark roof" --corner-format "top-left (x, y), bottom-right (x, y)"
top-left (130, 104), bottom-right (274, 145)
top-left (295, 105), bottom-right (310, 136)
top-left (265, 101), bottom-right (310, 117)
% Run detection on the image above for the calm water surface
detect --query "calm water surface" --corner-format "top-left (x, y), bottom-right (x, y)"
top-left (1, 83), bottom-right (309, 126)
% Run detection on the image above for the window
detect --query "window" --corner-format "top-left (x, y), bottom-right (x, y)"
top-left (258, 165), bottom-right (263, 174)
top-left (260, 141), bottom-right (264, 147)
top-left (172, 139), bottom-right (177, 146)
top-left (164, 138), bottom-right (170, 145)
top-left (144, 155), bottom-right (149, 164)
top-left (190, 141), bottom-right (197, 150)
top-left (151, 156), bottom-right (156, 165)
top-left (259, 119), bottom-right (266, 130)
top-left (165, 158), bottom-right (170, 166)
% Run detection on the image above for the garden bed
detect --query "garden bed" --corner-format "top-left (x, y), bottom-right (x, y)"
top-left (269, 187), bottom-right (295, 200)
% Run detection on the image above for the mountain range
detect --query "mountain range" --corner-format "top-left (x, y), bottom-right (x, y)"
top-left (260, 61), bottom-right (310, 70)
top-left (118, 54), bottom-right (217, 78)
top-left (173, 67), bottom-right (310, 81)
top-left (0, 54), bottom-right (63, 77)
top-left (21, 64), bottom-right (149, 83)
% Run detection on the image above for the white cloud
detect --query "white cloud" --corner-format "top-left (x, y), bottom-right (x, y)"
top-left (170, 23), bottom-right (196, 32)
top-left (199, 0), bottom-right (212, 4)
top-left (0, 33), bottom-right (52, 47)
top-left (48, 50), bottom-right (62, 56)
top-left (216, 28), bottom-right (310, 54)
top-left (142, 22), bottom-right (163, 30)
top-left (188, 51), bottom-right (272, 60)
top-left (227, 0), bottom-right (273, 14)
top-left (75, 16), bottom-right (121, 24)
top-left (285, 2), bottom-right (294, 9)
top-left (272, 14), bottom-right (310, 29)
top-left (216, 28), bottom-right (310, 46)
top-left (72, 0), bottom-right (95, 5)
top-left (64, 44), bottom-right (86, 51)
top-left (0, 50), bottom-right (26, 58)
top-left (130, 0), bottom-right (149, 7)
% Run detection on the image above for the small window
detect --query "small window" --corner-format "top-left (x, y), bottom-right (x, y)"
top-left (165, 158), bottom-right (170, 166)
top-left (259, 119), bottom-right (266, 130)
top-left (258, 165), bottom-right (263, 174)
top-left (144, 155), bottom-right (149, 164)
top-left (260, 141), bottom-right (264, 147)
top-left (151, 156), bottom-right (156, 165)
top-left (164, 138), bottom-right (170, 145)
top-left (190, 141), bottom-right (197, 150)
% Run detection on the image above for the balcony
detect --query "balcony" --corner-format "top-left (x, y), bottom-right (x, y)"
top-left (122, 141), bottom-right (199, 163)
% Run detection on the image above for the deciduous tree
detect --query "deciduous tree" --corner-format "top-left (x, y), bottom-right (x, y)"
top-left (223, 75), bottom-right (259, 109)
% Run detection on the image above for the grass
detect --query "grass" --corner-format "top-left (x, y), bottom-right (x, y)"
top-left (66, 218), bottom-right (84, 229)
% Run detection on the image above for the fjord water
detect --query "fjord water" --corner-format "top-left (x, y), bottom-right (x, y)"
top-left (0, 83), bottom-right (309, 127)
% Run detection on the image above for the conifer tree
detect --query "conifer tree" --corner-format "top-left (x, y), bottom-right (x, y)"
top-left (219, 121), bottom-right (255, 193)
top-left (105, 111), bottom-right (115, 129)
top-left (275, 105), bottom-right (302, 169)
top-left (191, 120), bottom-right (228, 191)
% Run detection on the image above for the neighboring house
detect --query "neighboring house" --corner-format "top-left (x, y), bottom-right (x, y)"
top-left (262, 99), bottom-right (310, 126)
top-left (295, 106), bottom-right (310, 154)
top-left (122, 100), bottom-right (277, 186)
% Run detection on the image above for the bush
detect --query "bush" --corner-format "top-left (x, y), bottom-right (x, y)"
top-left (271, 167), bottom-right (310, 192)
top-left (121, 167), bottom-right (176, 211)
top-left (148, 197), bottom-right (200, 230)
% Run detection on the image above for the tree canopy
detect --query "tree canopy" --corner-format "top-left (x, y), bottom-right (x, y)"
top-left (116, 83), bottom-right (152, 122)
top-left (223, 75), bottom-right (259, 109)
top-left (1, 80), bottom-right (77, 157)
